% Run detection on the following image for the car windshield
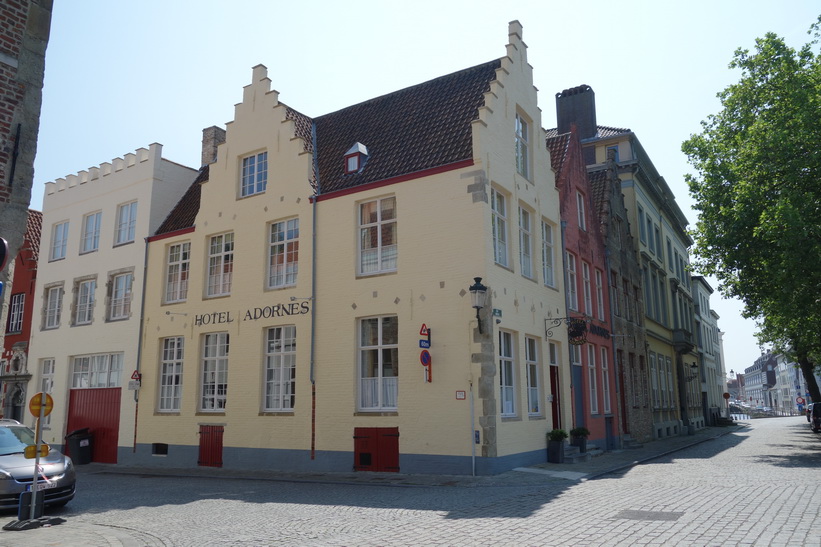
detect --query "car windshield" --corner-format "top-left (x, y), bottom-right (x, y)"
top-left (0, 426), bottom-right (37, 455)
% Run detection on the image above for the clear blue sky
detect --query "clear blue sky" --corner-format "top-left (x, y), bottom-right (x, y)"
top-left (31, 0), bottom-right (820, 374)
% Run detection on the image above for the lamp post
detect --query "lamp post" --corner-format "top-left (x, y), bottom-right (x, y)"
top-left (468, 277), bottom-right (487, 334)
top-left (467, 277), bottom-right (488, 477)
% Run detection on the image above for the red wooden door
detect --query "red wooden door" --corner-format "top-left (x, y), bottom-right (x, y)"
top-left (66, 387), bottom-right (121, 464)
top-left (198, 425), bottom-right (224, 467)
top-left (353, 427), bottom-right (399, 472)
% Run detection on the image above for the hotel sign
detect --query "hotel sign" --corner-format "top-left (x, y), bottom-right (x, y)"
top-left (194, 301), bottom-right (311, 327)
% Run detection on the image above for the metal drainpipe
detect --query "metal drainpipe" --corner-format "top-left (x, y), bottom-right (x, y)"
top-left (133, 236), bottom-right (150, 452)
top-left (309, 122), bottom-right (320, 459)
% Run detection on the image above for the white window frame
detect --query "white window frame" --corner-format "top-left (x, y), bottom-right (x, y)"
top-left (541, 221), bottom-right (555, 287)
top-left (200, 332), bottom-right (229, 411)
top-left (50, 221), bottom-right (69, 261)
top-left (499, 330), bottom-right (516, 417)
top-left (159, 337), bottom-right (184, 412)
top-left (115, 201), bottom-right (138, 245)
top-left (358, 315), bottom-right (399, 411)
top-left (601, 347), bottom-right (611, 413)
top-left (491, 189), bottom-right (508, 267)
top-left (75, 279), bottom-right (96, 325)
top-left (519, 206), bottom-right (533, 279)
top-left (576, 192), bottom-right (587, 231)
top-left (588, 344), bottom-right (599, 414)
top-left (358, 197), bottom-right (397, 275)
top-left (595, 270), bottom-right (605, 321)
top-left (40, 359), bottom-right (55, 427)
top-left (7, 293), bottom-right (24, 333)
top-left (240, 151), bottom-right (268, 197)
top-left (268, 218), bottom-right (299, 288)
top-left (165, 242), bottom-right (190, 303)
top-left (71, 353), bottom-right (122, 388)
top-left (81, 211), bottom-right (102, 254)
top-left (264, 325), bottom-right (296, 411)
top-left (582, 262), bottom-right (592, 316)
top-left (109, 272), bottom-right (133, 321)
top-left (525, 336), bottom-right (541, 416)
top-left (515, 112), bottom-right (530, 179)
top-left (570, 344), bottom-right (582, 366)
top-left (44, 286), bottom-right (63, 329)
top-left (207, 233), bottom-right (234, 297)
top-left (566, 252), bottom-right (578, 311)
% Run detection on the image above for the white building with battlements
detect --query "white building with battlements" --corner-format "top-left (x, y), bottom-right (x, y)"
top-left (26, 144), bottom-right (197, 462)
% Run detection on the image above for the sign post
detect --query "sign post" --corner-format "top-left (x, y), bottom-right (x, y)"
top-left (27, 393), bottom-right (53, 520)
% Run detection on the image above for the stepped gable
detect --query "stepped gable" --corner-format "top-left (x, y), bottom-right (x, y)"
top-left (154, 164), bottom-right (209, 235)
top-left (314, 59), bottom-right (501, 194)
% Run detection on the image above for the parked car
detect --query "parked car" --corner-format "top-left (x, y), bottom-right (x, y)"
top-left (808, 403), bottom-right (815, 422)
top-left (0, 419), bottom-right (76, 510)
top-left (810, 404), bottom-right (821, 433)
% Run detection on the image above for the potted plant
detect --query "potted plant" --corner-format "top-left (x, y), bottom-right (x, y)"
top-left (569, 427), bottom-right (590, 453)
top-left (546, 429), bottom-right (568, 463)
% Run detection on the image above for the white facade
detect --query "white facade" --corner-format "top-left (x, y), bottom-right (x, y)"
top-left (27, 144), bottom-right (197, 458)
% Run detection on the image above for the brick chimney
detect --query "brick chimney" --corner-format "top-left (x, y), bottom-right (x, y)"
top-left (201, 126), bottom-right (226, 167)
top-left (555, 85), bottom-right (597, 141)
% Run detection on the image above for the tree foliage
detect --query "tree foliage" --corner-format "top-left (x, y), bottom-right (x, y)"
top-left (682, 17), bottom-right (821, 400)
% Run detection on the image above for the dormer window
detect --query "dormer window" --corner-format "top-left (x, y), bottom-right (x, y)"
top-left (344, 142), bottom-right (369, 174)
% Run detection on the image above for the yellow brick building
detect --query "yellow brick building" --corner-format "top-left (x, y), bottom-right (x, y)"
top-left (132, 22), bottom-right (571, 475)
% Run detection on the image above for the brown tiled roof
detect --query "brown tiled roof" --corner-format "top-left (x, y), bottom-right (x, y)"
top-left (545, 132), bottom-right (570, 179)
top-left (154, 165), bottom-right (208, 235)
top-left (587, 168), bottom-right (610, 218)
top-left (315, 59), bottom-right (501, 194)
top-left (24, 209), bottom-right (42, 262)
top-left (153, 59), bottom-right (501, 233)
top-left (286, 106), bottom-right (313, 153)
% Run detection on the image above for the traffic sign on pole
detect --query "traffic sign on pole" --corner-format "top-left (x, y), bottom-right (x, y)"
top-left (28, 393), bottom-right (53, 417)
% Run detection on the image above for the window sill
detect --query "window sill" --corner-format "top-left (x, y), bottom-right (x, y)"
top-left (155, 411), bottom-right (181, 416)
top-left (354, 411), bottom-right (398, 416)
top-left (259, 411), bottom-right (295, 416)
top-left (501, 415), bottom-right (521, 422)
top-left (355, 270), bottom-right (397, 279)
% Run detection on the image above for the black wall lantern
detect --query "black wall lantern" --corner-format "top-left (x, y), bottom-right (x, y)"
top-left (469, 277), bottom-right (488, 333)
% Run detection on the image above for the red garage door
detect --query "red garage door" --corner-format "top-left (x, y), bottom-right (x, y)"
top-left (66, 388), bottom-right (121, 464)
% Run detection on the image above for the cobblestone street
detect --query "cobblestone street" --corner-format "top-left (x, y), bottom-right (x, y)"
top-left (1, 416), bottom-right (819, 546)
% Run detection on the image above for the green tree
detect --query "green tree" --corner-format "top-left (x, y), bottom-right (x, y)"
top-left (682, 17), bottom-right (821, 402)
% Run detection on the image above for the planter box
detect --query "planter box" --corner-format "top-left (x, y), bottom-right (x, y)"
top-left (570, 436), bottom-right (587, 453)
top-left (547, 440), bottom-right (565, 463)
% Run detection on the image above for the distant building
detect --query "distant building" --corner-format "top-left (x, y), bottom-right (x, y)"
top-left (1, 209), bottom-right (41, 421)
top-left (552, 85), bottom-right (702, 437)
top-left (693, 276), bottom-right (723, 424)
